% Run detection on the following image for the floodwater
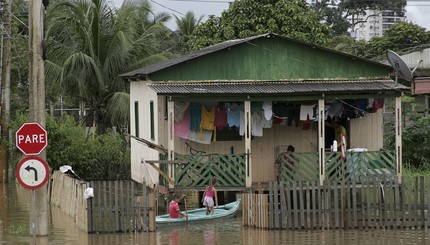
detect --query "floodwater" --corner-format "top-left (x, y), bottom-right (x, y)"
top-left (1, 183), bottom-right (429, 245)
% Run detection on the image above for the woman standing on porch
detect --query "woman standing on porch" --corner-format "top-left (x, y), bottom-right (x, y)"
top-left (202, 177), bottom-right (218, 215)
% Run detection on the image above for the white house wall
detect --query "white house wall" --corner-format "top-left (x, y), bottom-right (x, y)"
top-left (130, 81), bottom-right (160, 186)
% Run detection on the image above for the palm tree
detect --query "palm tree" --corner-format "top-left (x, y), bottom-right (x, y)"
top-left (174, 11), bottom-right (204, 53)
top-left (45, 0), bottom-right (171, 135)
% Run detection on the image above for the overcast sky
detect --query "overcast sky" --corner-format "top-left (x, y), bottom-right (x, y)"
top-left (111, 0), bottom-right (430, 31)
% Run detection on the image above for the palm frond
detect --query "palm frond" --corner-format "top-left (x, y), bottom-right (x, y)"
top-left (106, 92), bottom-right (130, 128)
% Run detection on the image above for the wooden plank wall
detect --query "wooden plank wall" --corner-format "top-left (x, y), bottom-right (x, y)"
top-left (51, 171), bottom-right (88, 231)
top-left (88, 180), bottom-right (155, 233)
top-left (242, 193), bottom-right (269, 228)
top-left (242, 176), bottom-right (430, 229)
top-left (50, 171), bottom-right (155, 233)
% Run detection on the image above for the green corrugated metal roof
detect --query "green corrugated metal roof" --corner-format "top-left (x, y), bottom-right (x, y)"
top-left (120, 34), bottom-right (390, 80)
top-left (120, 34), bottom-right (267, 79)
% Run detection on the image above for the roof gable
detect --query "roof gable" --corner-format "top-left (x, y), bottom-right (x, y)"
top-left (121, 33), bottom-right (391, 81)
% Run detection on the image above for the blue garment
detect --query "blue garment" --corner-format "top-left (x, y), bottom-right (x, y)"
top-left (189, 103), bottom-right (202, 131)
top-left (227, 110), bottom-right (241, 127)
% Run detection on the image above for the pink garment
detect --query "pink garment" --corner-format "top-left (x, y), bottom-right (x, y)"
top-left (205, 187), bottom-right (214, 198)
top-left (203, 186), bottom-right (215, 208)
top-left (174, 109), bottom-right (190, 139)
top-left (203, 196), bottom-right (214, 208)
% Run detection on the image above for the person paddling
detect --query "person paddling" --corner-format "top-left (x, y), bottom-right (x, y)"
top-left (202, 177), bottom-right (218, 215)
top-left (169, 193), bottom-right (188, 218)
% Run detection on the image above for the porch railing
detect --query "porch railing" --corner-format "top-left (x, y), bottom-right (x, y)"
top-left (277, 150), bottom-right (396, 183)
top-left (174, 153), bottom-right (246, 188)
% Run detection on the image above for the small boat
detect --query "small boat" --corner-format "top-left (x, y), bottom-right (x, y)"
top-left (156, 199), bottom-right (241, 227)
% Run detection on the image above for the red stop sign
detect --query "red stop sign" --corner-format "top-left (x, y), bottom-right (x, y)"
top-left (15, 122), bottom-right (48, 155)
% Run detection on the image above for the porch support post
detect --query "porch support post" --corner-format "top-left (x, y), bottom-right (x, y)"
top-left (167, 100), bottom-right (175, 188)
top-left (395, 96), bottom-right (402, 182)
top-left (318, 99), bottom-right (325, 186)
top-left (244, 100), bottom-right (252, 188)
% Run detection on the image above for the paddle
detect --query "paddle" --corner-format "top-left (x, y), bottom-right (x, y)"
top-left (184, 196), bottom-right (189, 225)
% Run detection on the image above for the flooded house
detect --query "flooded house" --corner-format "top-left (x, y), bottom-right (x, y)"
top-left (120, 33), bottom-right (408, 198)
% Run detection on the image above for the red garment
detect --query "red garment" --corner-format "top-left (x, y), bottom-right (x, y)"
top-left (373, 98), bottom-right (384, 111)
top-left (169, 200), bottom-right (180, 218)
top-left (214, 109), bottom-right (228, 130)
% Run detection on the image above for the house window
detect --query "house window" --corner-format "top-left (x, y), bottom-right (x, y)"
top-left (134, 101), bottom-right (139, 137)
top-left (150, 101), bottom-right (155, 140)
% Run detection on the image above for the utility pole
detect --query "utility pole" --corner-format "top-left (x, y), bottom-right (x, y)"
top-left (29, 0), bottom-right (48, 235)
top-left (0, 0), bottom-right (12, 183)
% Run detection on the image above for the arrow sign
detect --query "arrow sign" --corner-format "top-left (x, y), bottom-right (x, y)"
top-left (25, 165), bottom-right (38, 181)
top-left (16, 156), bottom-right (49, 190)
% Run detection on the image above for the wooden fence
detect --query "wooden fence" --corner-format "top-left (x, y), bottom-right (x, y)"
top-left (243, 176), bottom-right (430, 229)
top-left (51, 171), bottom-right (155, 233)
top-left (87, 180), bottom-right (156, 233)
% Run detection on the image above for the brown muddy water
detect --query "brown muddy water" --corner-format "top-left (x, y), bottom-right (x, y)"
top-left (1, 183), bottom-right (429, 245)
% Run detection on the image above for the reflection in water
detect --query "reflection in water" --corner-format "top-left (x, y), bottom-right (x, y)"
top-left (1, 183), bottom-right (430, 244)
top-left (203, 229), bottom-right (216, 245)
top-left (169, 231), bottom-right (180, 245)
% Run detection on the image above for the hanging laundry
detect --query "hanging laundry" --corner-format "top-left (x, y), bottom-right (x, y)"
top-left (272, 115), bottom-right (288, 125)
top-left (327, 100), bottom-right (344, 118)
top-left (300, 105), bottom-right (315, 121)
top-left (227, 110), bottom-right (241, 127)
top-left (355, 99), bottom-right (369, 117)
top-left (174, 102), bottom-right (190, 122)
top-left (200, 105), bottom-right (216, 141)
top-left (174, 108), bottom-right (190, 139)
top-left (251, 111), bottom-right (263, 136)
top-left (189, 103), bottom-right (202, 131)
top-left (262, 113), bottom-right (273, 128)
top-left (373, 98), bottom-right (384, 111)
top-left (189, 129), bottom-right (213, 145)
top-left (262, 101), bottom-right (273, 121)
top-left (272, 102), bottom-right (288, 125)
top-left (214, 107), bottom-right (228, 130)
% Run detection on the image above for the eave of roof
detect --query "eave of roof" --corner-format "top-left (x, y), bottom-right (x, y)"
top-left (148, 79), bottom-right (408, 95)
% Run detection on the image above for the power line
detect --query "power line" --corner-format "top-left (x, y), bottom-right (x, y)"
top-left (150, 0), bottom-right (184, 16)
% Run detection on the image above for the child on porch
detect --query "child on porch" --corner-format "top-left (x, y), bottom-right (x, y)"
top-left (202, 176), bottom-right (218, 215)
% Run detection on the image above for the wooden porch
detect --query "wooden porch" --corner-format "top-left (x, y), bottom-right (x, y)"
top-left (161, 150), bottom-right (396, 190)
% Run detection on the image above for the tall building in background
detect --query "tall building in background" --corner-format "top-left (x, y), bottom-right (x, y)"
top-left (351, 9), bottom-right (406, 41)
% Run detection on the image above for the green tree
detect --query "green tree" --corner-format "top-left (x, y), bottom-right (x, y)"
top-left (326, 22), bottom-right (430, 61)
top-left (44, 0), bottom-right (171, 134)
top-left (173, 11), bottom-right (204, 53)
top-left (189, 0), bottom-right (331, 50)
top-left (366, 22), bottom-right (430, 60)
top-left (310, 0), bottom-right (406, 36)
top-left (9, 114), bottom-right (131, 180)
top-left (384, 96), bottom-right (430, 171)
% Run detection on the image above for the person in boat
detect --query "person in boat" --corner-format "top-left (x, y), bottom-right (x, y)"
top-left (169, 193), bottom-right (188, 218)
top-left (202, 176), bottom-right (218, 215)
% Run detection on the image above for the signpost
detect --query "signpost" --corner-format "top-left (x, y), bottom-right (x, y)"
top-left (15, 122), bottom-right (48, 156)
top-left (15, 122), bottom-right (49, 239)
